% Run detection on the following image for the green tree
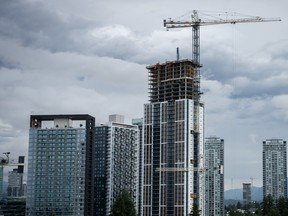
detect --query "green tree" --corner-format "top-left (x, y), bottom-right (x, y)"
top-left (228, 209), bottom-right (244, 216)
top-left (262, 195), bottom-right (275, 216)
top-left (110, 190), bottom-right (136, 216)
top-left (266, 208), bottom-right (280, 216)
top-left (277, 196), bottom-right (287, 216)
top-left (254, 208), bottom-right (262, 216)
top-left (236, 201), bottom-right (242, 209)
top-left (244, 211), bottom-right (254, 216)
top-left (189, 203), bottom-right (201, 216)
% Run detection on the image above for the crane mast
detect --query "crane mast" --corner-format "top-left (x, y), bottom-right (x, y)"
top-left (164, 10), bottom-right (281, 65)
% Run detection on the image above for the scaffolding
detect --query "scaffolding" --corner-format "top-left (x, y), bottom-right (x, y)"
top-left (147, 59), bottom-right (202, 103)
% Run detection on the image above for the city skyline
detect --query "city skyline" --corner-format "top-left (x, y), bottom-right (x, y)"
top-left (0, 0), bottom-right (288, 190)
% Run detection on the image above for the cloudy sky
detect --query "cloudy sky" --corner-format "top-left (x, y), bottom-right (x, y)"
top-left (0, 0), bottom-right (287, 189)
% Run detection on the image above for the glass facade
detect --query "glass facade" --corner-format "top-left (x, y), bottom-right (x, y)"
top-left (132, 118), bottom-right (144, 216)
top-left (94, 122), bottom-right (139, 216)
top-left (0, 167), bottom-right (3, 200)
top-left (26, 125), bottom-right (87, 215)
top-left (143, 99), bottom-right (204, 216)
top-left (94, 126), bottom-right (109, 216)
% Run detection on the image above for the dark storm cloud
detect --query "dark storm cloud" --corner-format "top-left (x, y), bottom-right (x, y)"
top-left (0, 0), bottom-right (95, 52)
top-left (0, 0), bottom-right (155, 62)
top-left (0, 1), bottom-right (195, 63)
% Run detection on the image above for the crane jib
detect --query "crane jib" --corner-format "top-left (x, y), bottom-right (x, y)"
top-left (163, 10), bottom-right (281, 63)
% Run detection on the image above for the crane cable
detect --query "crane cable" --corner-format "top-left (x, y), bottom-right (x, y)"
top-left (232, 21), bottom-right (238, 90)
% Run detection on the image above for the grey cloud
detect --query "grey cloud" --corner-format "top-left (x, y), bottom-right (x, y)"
top-left (0, 39), bottom-right (147, 134)
top-left (0, 120), bottom-right (19, 138)
top-left (0, 37), bottom-right (147, 92)
top-left (0, 0), bottom-right (95, 53)
top-left (0, 57), bottom-right (19, 69)
top-left (88, 25), bottom-right (140, 60)
top-left (0, 0), bottom-right (193, 64)
top-left (271, 94), bottom-right (288, 121)
top-left (199, 39), bottom-right (288, 100)
top-left (231, 97), bottom-right (272, 120)
top-left (264, 39), bottom-right (288, 61)
top-left (0, 0), bottom-right (153, 62)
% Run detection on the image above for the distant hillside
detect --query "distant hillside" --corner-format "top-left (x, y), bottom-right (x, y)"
top-left (224, 199), bottom-right (242, 206)
top-left (224, 186), bottom-right (263, 202)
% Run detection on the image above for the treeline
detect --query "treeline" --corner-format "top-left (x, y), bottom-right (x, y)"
top-left (226, 195), bottom-right (288, 216)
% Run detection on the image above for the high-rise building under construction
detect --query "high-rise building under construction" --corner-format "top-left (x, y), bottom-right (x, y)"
top-left (142, 59), bottom-right (205, 216)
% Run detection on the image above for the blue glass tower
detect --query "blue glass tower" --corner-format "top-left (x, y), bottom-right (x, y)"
top-left (26, 115), bottom-right (95, 216)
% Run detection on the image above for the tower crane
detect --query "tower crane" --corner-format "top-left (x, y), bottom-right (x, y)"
top-left (162, 11), bottom-right (281, 208)
top-left (164, 10), bottom-right (281, 65)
